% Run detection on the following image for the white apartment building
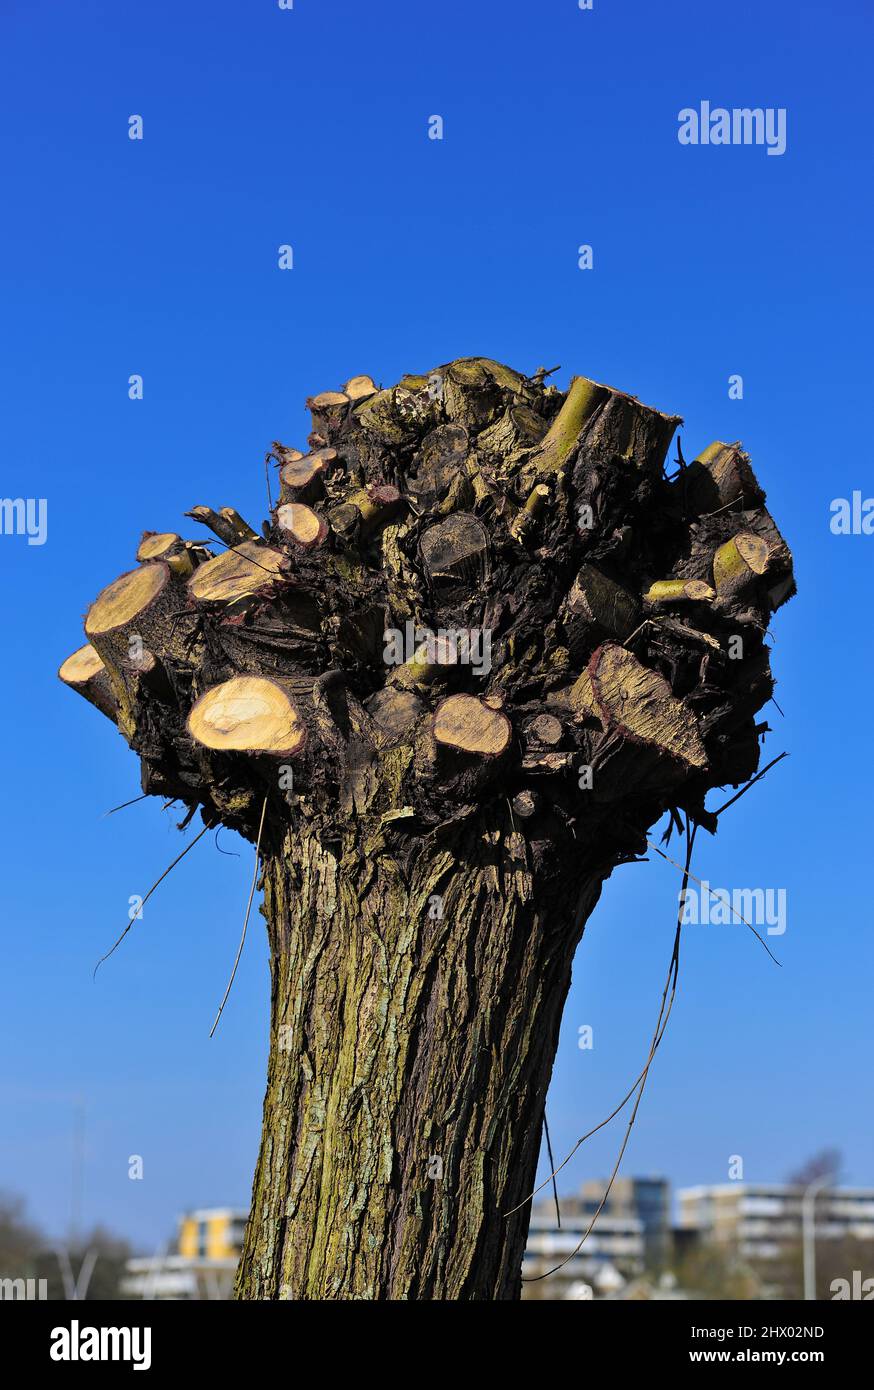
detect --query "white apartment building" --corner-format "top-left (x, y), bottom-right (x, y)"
top-left (678, 1184), bottom-right (874, 1261)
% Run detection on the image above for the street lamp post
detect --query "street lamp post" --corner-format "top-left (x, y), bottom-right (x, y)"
top-left (802, 1175), bottom-right (832, 1302)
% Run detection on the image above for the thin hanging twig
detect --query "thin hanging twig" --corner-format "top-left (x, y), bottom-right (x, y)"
top-left (214, 827), bottom-right (240, 858)
top-left (93, 822), bottom-right (213, 977)
top-left (520, 821), bottom-right (696, 1281)
top-left (504, 989), bottom-right (677, 1216)
top-left (102, 793), bottom-right (148, 818)
top-left (542, 1112), bottom-right (561, 1229)
top-left (507, 754), bottom-right (786, 1231)
top-left (506, 821), bottom-right (696, 1224)
top-left (508, 742), bottom-right (788, 1271)
top-left (711, 751), bottom-right (788, 819)
top-left (646, 841), bottom-right (781, 966)
top-left (209, 796), bottom-right (268, 1038)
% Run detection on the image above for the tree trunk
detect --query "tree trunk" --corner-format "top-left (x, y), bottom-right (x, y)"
top-left (60, 356), bottom-right (794, 1300)
top-left (237, 824), bottom-right (603, 1300)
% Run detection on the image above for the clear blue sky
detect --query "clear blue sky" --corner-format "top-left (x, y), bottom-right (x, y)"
top-left (1, 0), bottom-right (872, 1251)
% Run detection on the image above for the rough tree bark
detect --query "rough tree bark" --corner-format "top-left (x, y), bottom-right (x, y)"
top-left (60, 358), bottom-right (794, 1300)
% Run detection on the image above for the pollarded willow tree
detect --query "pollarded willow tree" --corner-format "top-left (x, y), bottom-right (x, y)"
top-left (60, 359), bottom-right (793, 1300)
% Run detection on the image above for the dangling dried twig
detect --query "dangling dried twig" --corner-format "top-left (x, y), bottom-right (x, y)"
top-left (507, 821), bottom-right (696, 1227)
top-left (711, 751), bottom-right (788, 819)
top-left (646, 840), bottom-right (781, 966)
top-left (93, 821), bottom-right (213, 977)
top-left (542, 1112), bottom-right (561, 1229)
top-left (214, 827), bottom-right (241, 858)
top-left (518, 821), bottom-right (696, 1281)
top-left (209, 796), bottom-right (268, 1037)
top-left (102, 793), bottom-right (148, 818)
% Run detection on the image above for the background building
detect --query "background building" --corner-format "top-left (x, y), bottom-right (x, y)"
top-left (678, 1184), bottom-right (874, 1263)
top-left (522, 1176), bottom-right (670, 1299)
top-left (122, 1180), bottom-right (874, 1299)
top-left (578, 1176), bottom-right (671, 1267)
top-left (122, 1208), bottom-right (246, 1300)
